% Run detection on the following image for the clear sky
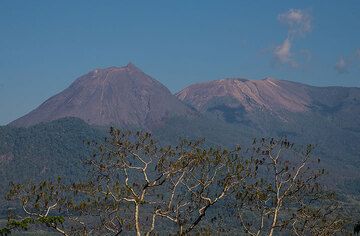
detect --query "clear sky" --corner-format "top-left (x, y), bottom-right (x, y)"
top-left (1, 0), bottom-right (360, 125)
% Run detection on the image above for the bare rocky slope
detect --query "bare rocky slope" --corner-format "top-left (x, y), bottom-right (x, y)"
top-left (176, 78), bottom-right (360, 188)
top-left (176, 78), bottom-right (360, 133)
top-left (10, 63), bottom-right (194, 128)
top-left (177, 78), bottom-right (311, 114)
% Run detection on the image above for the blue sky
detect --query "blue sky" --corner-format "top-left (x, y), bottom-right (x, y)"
top-left (0, 0), bottom-right (360, 124)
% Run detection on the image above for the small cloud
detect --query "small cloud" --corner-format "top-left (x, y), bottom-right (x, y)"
top-left (273, 38), bottom-right (297, 67)
top-left (335, 48), bottom-right (360, 74)
top-left (334, 56), bottom-right (349, 74)
top-left (300, 49), bottom-right (312, 62)
top-left (278, 9), bottom-right (312, 37)
top-left (356, 48), bottom-right (360, 58)
top-left (240, 39), bottom-right (248, 47)
top-left (272, 9), bottom-right (312, 69)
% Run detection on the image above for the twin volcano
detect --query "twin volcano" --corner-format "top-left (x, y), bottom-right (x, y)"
top-left (10, 63), bottom-right (360, 133)
top-left (5, 64), bottom-right (360, 198)
top-left (10, 63), bottom-right (192, 128)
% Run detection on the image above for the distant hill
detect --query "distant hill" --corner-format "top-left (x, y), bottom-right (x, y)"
top-left (0, 118), bottom-right (103, 184)
top-left (0, 118), bottom-right (105, 215)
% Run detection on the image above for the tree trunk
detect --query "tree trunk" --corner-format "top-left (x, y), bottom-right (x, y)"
top-left (135, 203), bottom-right (141, 236)
top-left (268, 205), bottom-right (280, 236)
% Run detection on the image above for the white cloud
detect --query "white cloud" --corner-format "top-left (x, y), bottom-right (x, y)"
top-left (273, 9), bottom-right (312, 67)
top-left (334, 56), bottom-right (349, 74)
top-left (273, 38), bottom-right (297, 67)
top-left (278, 9), bottom-right (312, 37)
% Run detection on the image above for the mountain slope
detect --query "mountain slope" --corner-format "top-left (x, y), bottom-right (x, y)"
top-left (177, 78), bottom-right (310, 114)
top-left (176, 78), bottom-right (360, 186)
top-left (176, 78), bottom-right (360, 131)
top-left (10, 63), bottom-right (194, 128)
top-left (0, 118), bottom-right (105, 215)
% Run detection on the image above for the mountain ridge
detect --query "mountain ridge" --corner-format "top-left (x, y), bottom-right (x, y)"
top-left (176, 78), bottom-right (312, 115)
top-left (8, 64), bottom-right (360, 139)
top-left (176, 77), bottom-right (360, 116)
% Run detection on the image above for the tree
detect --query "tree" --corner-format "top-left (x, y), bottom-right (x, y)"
top-left (235, 138), bottom-right (346, 236)
top-left (1, 128), bottom-right (257, 235)
top-left (0, 131), bottom-right (347, 235)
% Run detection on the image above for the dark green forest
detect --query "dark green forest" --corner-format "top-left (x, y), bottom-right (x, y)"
top-left (0, 117), bottom-right (360, 234)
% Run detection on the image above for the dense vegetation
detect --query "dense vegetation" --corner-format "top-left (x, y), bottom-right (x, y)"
top-left (0, 117), bottom-right (359, 234)
top-left (0, 118), bottom-right (105, 215)
top-left (0, 129), bottom-right (349, 235)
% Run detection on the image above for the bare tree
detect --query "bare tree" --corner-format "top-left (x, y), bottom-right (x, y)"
top-left (1, 133), bottom-right (347, 235)
top-left (2, 128), bottom-right (256, 235)
top-left (235, 138), bottom-right (346, 236)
